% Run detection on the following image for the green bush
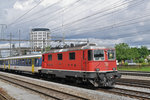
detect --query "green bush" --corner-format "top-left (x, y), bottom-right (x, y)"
top-left (134, 59), bottom-right (139, 63)
top-left (124, 62), bottom-right (128, 66)
top-left (139, 58), bottom-right (145, 63)
top-left (141, 62), bottom-right (148, 66)
top-left (147, 59), bottom-right (150, 63)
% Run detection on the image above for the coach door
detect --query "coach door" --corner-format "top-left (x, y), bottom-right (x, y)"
top-left (82, 51), bottom-right (87, 71)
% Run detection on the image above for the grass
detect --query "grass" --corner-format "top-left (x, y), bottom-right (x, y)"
top-left (118, 66), bottom-right (150, 72)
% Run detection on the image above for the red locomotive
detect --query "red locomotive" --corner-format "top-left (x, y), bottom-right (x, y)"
top-left (41, 44), bottom-right (121, 87)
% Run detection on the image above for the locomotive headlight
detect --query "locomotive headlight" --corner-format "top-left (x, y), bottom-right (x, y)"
top-left (113, 67), bottom-right (116, 71)
top-left (96, 68), bottom-right (100, 71)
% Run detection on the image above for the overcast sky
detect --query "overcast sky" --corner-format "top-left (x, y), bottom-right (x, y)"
top-left (0, 0), bottom-right (150, 49)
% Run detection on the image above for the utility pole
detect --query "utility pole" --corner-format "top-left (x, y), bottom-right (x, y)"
top-left (62, 0), bottom-right (65, 45)
top-left (43, 38), bottom-right (45, 52)
top-left (8, 33), bottom-right (14, 57)
top-left (0, 50), bottom-right (2, 58)
top-left (19, 30), bottom-right (21, 55)
top-left (0, 24), bottom-right (7, 39)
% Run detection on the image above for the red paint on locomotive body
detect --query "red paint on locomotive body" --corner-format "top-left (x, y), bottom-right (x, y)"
top-left (42, 47), bottom-right (116, 72)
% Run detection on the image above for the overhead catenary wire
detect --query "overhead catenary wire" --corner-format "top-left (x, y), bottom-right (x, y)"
top-left (8, 0), bottom-right (44, 26)
top-left (13, 0), bottom-right (62, 24)
top-left (5, 0), bottom-right (149, 47)
top-left (50, 0), bottom-right (135, 31)
top-left (60, 17), bottom-right (150, 38)
top-left (52, 0), bottom-right (143, 32)
top-left (12, 0), bottom-right (82, 27)
top-left (51, 0), bottom-right (144, 33)
top-left (35, 0), bottom-right (130, 28)
top-left (52, 6), bottom-right (150, 34)
top-left (34, 0), bottom-right (107, 27)
top-left (13, 0), bottom-right (127, 28)
top-left (33, 0), bottom-right (83, 27)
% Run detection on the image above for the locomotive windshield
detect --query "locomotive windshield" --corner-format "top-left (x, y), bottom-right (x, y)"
top-left (94, 50), bottom-right (104, 61)
top-left (107, 50), bottom-right (115, 60)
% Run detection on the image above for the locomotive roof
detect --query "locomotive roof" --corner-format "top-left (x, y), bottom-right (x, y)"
top-left (0, 54), bottom-right (42, 60)
top-left (45, 45), bottom-right (114, 54)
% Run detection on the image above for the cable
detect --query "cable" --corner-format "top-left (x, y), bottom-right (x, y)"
top-left (13, 0), bottom-right (82, 27)
top-left (14, 0), bottom-right (62, 24)
top-left (34, 0), bottom-right (104, 27)
top-left (51, 0), bottom-right (143, 33)
top-left (55, 7), bottom-right (150, 34)
top-left (38, 0), bottom-right (128, 29)
top-left (17, 0), bottom-right (123, 27)
top-left (59, 0), bottom-right (144, 32)
top-left (8, 0), bottom-right (44, 26)
top-left (51, 0), bottom-right (135, 30)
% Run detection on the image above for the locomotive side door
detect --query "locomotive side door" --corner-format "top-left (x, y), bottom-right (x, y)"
top-left (82, 50), bottom-right (87, 71)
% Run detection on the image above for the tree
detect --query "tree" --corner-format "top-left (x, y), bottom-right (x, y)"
top-left (139, 46), bottom-right (149, 59)
top-left (115, 43), bottom-right (150, 63)
top-left (115, 43), bottom-right (130, 62)
top-left (129, 47), bottom-right (140, 61)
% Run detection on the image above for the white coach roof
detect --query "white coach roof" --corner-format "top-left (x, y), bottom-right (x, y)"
top-left (0, 54), bottom-right (42, 60)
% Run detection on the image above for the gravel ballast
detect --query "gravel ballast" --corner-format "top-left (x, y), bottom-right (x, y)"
top-left (0, 72), bottom-right (137, 100)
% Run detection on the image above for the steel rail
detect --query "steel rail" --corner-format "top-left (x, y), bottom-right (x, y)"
top-left (119, 71), bottom-right (150, 77)
top-left (116, 82), bottom-right (150, 89)
top-left (117, 79), bottom-right (150, 86)
top-left (0, 74), bottom-right (87, 100)
top-left (98, 87), bottom-right (150, 99)
top-left (0, 93), bottom-right (10, 100)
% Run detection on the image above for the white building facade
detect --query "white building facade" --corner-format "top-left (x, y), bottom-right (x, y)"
top-left (30, 28), bottom-right (50, 50)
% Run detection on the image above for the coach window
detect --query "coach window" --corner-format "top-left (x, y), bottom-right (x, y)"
top-left (34, 58), bottom-right (39, 66)
top-left (94, 50), bottom-right (104, 61)
top-left (16, 59), bottom-right (19, 65)
top-left (0, 61), bottom-right (2, 65)
top-left (88, 50), bottom-right (93, 61)
top-left (57, 54), bottom-right (62, 60)
top-left (14, 59), bottom-right (16, 65)
top-left (6, 60), bottom-right (8, 65)
top-left (69, 52), bottom-right (75, 60)
top-left (28, 59), bottom-right (32, 66)
top-left (48, 54), bottom-right (52, 61)
top-left (25, 59), bottom-right (27, 66)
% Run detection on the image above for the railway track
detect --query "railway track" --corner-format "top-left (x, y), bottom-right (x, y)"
top-left (1, 70), bottom-right (150, 100)
top-left (119, 71), bottom-right (150, 77)
top-left (116, 78), bottom-right (150, 89)
top-left (98, 87), bottom-right (150, 100)
top-left (0, 93), bottom-right (10, 100)
top-left (0, 74), bottom-right (87, 100)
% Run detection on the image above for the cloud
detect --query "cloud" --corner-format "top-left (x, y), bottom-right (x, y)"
top-left (13, 0), bottom-right (35, 10)
top-left (0, 0), bottom-right (150, 51)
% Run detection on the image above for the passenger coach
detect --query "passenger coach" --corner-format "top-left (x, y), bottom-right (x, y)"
top-left (0, 54), bottom-right (42, 73)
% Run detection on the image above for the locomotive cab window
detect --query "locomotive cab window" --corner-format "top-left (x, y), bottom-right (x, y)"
top-left (69, 52), bottom-right (75, 60)
top-left (57, 54), bottom-right (62, 60)
top-left (48, 54), bottom-right (52, 61)
top-left (107, 50), bottom-right (115, 60)
top-left (94, 50), bottom-right (104, 61)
